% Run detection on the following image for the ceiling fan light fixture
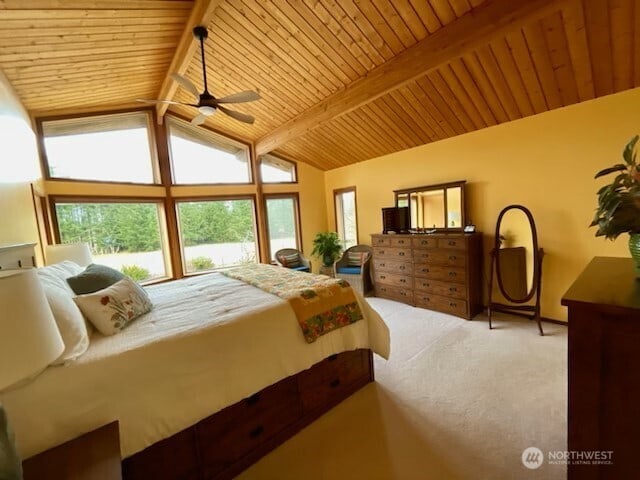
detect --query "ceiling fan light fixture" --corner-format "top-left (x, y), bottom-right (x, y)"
top-left (199, 106), bottom-right (216, 115)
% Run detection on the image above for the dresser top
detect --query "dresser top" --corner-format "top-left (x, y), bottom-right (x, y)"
top-left (561, 257), bottom-right (640, 312)
top-left (371, 232), bottom-right (481, 237)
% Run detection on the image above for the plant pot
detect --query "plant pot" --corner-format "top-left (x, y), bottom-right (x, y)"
top-left (629, 233), bottom-right (640, 276)
top-left (322, 254), bottom-right (334, 267)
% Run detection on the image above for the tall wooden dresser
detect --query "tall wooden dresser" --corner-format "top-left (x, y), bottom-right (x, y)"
top-left (371, 233), bottom-right (483, 319)
top-left (562, 257), bottom-right (640, 479)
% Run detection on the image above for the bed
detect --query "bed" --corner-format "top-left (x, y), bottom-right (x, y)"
top-left (0, 264), bottom-right (390, 479)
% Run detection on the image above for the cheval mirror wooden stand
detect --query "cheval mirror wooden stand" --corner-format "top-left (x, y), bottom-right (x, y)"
top-left (487, 205), bottom-right (544, 336)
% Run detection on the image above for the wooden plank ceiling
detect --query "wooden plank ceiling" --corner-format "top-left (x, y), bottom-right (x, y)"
top-left (0, 0), bottom-right (638, 171)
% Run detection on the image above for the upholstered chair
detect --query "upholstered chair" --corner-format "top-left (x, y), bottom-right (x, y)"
top-left (274, 248), bottom-right (312, 272)
top-left (333, 245), bottom-right (373, 295)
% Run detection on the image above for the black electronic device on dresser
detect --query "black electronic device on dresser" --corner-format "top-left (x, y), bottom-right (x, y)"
top-left (373, 180), bottom-right (483, 319)
top-left (381, 206), bottom-right (409, 234)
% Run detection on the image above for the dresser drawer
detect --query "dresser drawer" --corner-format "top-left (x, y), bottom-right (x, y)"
top-left (372, 236), bottom-right (391, 247)
top-left (298, 350), bottom-right (369, 412)
top-left (373, 258), bottom-right (411, 274)
top-left (414, 277), bottom-right (466, 299)
top-left (413, 248), bottom-right (466, 267)
top-left (389, 236), bottom-right (411, 247)
top-left (414, 264), bottom-right (466, 284)
top-left (412, 236), bottom-right (437, 248)
top-left (415, 291), bottom-right (467, 316)
top-left (375, 284), bottom-right (413, 304)
top-left (437, 237), bottom-right (467, 250)
top-left (374, 271), bottom-right (412, 288)
top-left (373, 246), bottom-right (412, 260)
top-left (197, 376), bottom-right (302, 475)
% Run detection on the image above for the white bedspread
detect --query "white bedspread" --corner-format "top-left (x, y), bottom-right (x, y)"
top-left (0, 273), bottom-right (390, 459)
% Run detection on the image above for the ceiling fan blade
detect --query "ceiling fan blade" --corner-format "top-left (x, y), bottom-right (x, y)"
top-left (136, 98), bottom-right (184, 105)
top-left (171, 73), bottom-right (200, 100)
top-left (191, 113), bottom-right (209, 126)
top-left (215, 91), bottom-right (261, 104)
top-left (217, 105), bottom-right (255, 124)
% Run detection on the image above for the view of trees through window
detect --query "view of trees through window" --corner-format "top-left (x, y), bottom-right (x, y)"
top-left (55, 201), bottom-right (166, 281)
top-left (335, 188), bottom-right (358, 248)
top-left (177, 199), bottom-right (258, 273)
top-left (266, 196), bottom-right (299, 260)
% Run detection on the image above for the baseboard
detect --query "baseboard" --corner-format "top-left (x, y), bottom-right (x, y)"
top-left (541, 316), bottom-right (567, 326)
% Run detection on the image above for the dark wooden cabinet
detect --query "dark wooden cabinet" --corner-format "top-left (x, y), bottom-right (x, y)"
top-left (562, 257), bottom-right (640, 479)
top-left (371, 233), bottom-right (483, 319)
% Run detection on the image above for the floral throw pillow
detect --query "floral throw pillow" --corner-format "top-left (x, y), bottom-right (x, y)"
top-left (73, 277), bottom-right (152, 336)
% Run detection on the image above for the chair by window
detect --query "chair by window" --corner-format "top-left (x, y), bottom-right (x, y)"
top-left (274, 248), bottom-right (311, 272)
top-left (334, 245), bottom-right (373, 295)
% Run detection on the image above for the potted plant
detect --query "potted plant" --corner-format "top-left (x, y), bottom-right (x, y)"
top-left (590, 135), bottom-right (640, 273)
top-left (311, 231), bottom-right (343, 267)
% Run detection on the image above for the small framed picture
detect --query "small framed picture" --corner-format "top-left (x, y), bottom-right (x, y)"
top-left (464, 224), bottom-right (476, 233)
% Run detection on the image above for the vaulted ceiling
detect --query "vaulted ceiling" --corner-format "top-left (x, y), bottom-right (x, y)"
top-left (0, 0), bottom-right (638, 171)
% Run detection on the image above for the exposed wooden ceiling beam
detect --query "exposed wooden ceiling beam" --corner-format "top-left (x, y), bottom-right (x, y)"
top-left (255, 0), bottom-right (565, 155)
top-left (154, 0), bottom-right (222, 121)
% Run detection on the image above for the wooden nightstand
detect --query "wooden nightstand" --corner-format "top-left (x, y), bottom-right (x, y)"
top-left (23, 422), bottom-right (122, 480)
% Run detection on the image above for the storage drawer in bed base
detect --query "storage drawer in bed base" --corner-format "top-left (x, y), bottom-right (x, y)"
top-left (122, 349), bottom-right (374, 480)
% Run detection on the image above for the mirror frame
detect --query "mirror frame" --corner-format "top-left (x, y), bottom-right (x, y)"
top-left (394, 180), bottom-right (466, 232)
top-left (494, 205), bottom-right (540, 303)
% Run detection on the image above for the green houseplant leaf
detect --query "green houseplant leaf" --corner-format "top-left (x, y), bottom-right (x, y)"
top-left (311, 232), bottom-right (343, 266)
top-left (591, 135), bottom-right (640, 240)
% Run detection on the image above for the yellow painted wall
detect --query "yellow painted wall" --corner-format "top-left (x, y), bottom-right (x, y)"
top-left (325, 87), bottom-right (640, 321)
top-left (0, 70), bottom-right (43, 263)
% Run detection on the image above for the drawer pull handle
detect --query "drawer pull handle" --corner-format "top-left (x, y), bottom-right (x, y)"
top-left (421, 241), bottom-right (428, 245)
top-left (245, 393), bottom-right (261, 406)
top-left (449, 302), bottom-right (456, 307)
top-left (380, 275), bottom-right (386, 279)
top-left (399, 252), bottom-right (405, 256)
top-left (380, 263), bottom-right (385, 267)
top-left (449, 287), bottom-right (457, 292)
top-left (400, 278), bottom-right (406, 283)
top-left (448, 241), bottom-right (456, 246)
top-left (329, 378), bottom-right (341, 388)
top-left (448, 272), bottom-right (456, 276)
top-left (328, 353), bottom-right (338, 362)
top-left (249, 425), bottom-right (264, 438)
top-left (400, 266), bottom-right (405, 270)
top-left (399, 240), bottom-right (405, 244)
top-left (449, 256), bottom-right (456, 260)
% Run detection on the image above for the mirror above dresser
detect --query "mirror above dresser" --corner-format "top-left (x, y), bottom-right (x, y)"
top-left (395, 180), bottom-right (466, 231)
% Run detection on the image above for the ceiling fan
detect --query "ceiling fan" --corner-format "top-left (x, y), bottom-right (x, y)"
top-left (138, 26), bottom-right (261, 125)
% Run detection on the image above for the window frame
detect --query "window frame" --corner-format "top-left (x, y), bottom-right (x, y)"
top-left (165, 115), bottom-right (253, 186)
top-left (334, 186), bottom-right (359, 247)
top-left (37, 108), bottom-right (161, 186)
top-left (259, 153), bottom-right (298, 184)
top-left (174, 194), bottom-right (261, 275)
top-left (263, 193), bottom-right (302, 262)
top-left (49, 195), bottom-right (171, 283)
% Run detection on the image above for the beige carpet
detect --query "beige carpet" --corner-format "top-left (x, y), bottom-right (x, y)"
top-left (238, 298), bottom-right (567, 480)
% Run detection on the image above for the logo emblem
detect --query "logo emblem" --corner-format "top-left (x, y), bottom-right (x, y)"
top-left (522, 447), bottom-right (544, 469)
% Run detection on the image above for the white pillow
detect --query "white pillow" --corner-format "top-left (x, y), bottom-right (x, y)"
top-left (74, 277), bottom-right (152, 336)
top-left (36, 262), bottom-right (90, 365)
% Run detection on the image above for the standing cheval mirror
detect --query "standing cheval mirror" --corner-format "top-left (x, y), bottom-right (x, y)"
top-left (487, 205), bottom-right (544, 335)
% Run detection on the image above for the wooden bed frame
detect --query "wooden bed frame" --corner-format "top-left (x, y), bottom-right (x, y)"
top-left (120, 348), bottom-right (374, 480)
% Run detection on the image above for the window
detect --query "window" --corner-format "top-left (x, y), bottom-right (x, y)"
top-left (260, 154), bottom-right (296, 183)
top-left (41, 112), bottom-right (157, 183)
top-left (334, 187), bottom-right (358, 248)
top-left (167, 117), bottom-right (251, 184)
top-left (53, 199), bottom-right (168, 281)
top-left (176, 198), bottom-right (258, 273)
top-left (265, 195), bottom-right (301, 261)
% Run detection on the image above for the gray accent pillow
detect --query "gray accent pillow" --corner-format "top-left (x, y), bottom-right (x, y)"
top-left (66, 263), bottom-right (125, 295)
top-left (0, 405), bottom-right (22, 480)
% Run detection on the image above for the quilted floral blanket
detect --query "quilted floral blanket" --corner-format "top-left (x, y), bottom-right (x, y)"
top-left (221, 263), bottom-right (364, 343)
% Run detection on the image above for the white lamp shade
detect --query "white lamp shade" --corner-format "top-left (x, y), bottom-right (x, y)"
top-left (45, 243), bottom-right (92, 267)
top-left (0, 269), bottom-right (64, 391)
